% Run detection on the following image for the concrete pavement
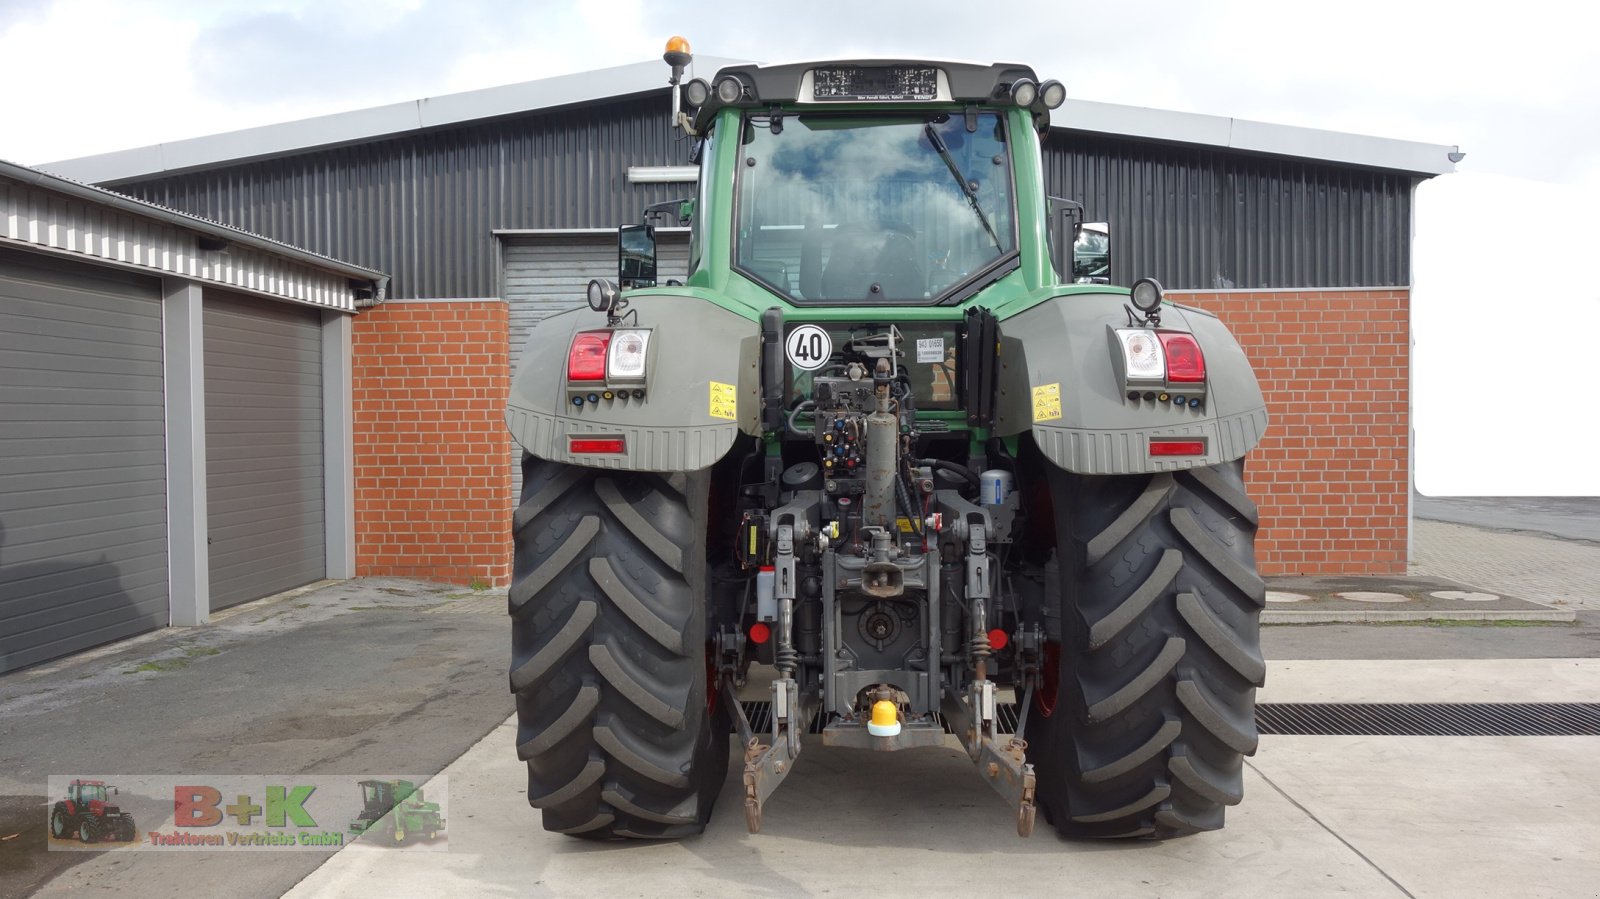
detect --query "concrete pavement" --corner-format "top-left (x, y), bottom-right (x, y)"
top-left (0, 579), bottom-right (512, 899)
top-left (1414, 495), bottom-right (1600, 544)
top-left (284, 659), bottom-right (1600, 899)
top-left (5, 504), bottom-right (1600, 897)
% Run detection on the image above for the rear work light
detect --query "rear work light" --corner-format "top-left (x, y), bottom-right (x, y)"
top-left (607, 329), bottom-right (651, 382)
top-left (568, 436), bottom-right (625, 454)
top-left (1149, 439), bottom-right (1206, 456)
top-left (1114, 329), bottom-right (1166, 382)
top-left (567, 331), bottom-right (611, 381)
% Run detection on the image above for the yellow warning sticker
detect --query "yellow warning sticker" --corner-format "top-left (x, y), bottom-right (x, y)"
top-left (896, 517), bottom-right (915, 533)
top-left (1032, 382), bottom-right (1062, 423)
top-left (709, 381), bottom-right (738, 421)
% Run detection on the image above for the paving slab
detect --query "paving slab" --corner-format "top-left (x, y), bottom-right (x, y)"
top-left (1258, 657), bottom-right (1600, 704)
top-left (1264, 572), bottom-right (1572, 624)
top-left (1248, 736), bottom-right (1600, 899)
top-left (283, 656), bottom-right (1600, 899)
top-left (1410, 519), bottom-right (1600, 611)
top-left (284, 718), bottom-right (1403, 899)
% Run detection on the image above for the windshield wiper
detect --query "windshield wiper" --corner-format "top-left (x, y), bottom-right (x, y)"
top-left (924, 123), bottom-right (1001, 250)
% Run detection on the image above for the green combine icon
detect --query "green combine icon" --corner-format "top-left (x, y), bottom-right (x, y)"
top-left (348, 780), bottom-right (444, 843)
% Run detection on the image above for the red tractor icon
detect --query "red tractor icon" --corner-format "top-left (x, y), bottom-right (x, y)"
top-left (50, 779), bottom-right (136, 843)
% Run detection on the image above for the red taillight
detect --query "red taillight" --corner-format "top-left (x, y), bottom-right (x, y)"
top-left (567, 331), bottom-right (611, 381)
top-left (987, 629), bottom-right (1009, 651)
top-left (568, 437), bottom-right (625, 454)
top-left (1157, 331), bottom-right (1206, 382)
top-left (1149, 440), bottom-right (1206, 456)
top-left (749, 622), bottom-right (771, 644)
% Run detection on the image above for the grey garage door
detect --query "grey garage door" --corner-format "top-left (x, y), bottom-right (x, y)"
top-left (204, 292), bottom-right (324, 609)
top-left (0, 249), bottom-right (168, 674)
top-left (502, 231), bottom-right (689, 502)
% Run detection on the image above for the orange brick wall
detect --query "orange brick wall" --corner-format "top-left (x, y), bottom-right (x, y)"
top-left (352, 301), bottom-right (512, 586)
top-left (348, 290), bottom-right (1406, 582)
top-left (1172, 289), bottom-right (1409, 576)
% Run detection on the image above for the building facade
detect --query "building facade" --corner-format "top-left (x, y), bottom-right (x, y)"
top-left (44, 60), bottom-right (1453, 583)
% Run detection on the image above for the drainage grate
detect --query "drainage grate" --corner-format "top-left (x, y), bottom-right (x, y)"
top-left (1255, 702), bottom-right (1600, 737)
top-left (737, 702), bottom-right (1600, 738)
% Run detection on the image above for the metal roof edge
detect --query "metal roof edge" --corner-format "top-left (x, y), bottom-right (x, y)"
top-left (38, 57), bottom-right (751, 184)
top-left (1051, 98), bottom-right (1456, 176)
top-left (0, 157), bottom-right (388, 286)
top-left (37, 58), bottom-right (1454, 184)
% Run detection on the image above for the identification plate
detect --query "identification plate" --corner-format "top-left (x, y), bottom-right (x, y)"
top-left (916, 337), bottom-right (945, 364)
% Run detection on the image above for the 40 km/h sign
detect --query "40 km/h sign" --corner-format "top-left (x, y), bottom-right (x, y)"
top-left (786, 324), bottom-right (833, 371)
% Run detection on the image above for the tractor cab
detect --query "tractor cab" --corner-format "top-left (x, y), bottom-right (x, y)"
top-left (70, 782), bottom-right (107, 804)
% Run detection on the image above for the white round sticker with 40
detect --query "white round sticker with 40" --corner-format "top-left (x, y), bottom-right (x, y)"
top-left (785, 324), bottom-right (833, 371)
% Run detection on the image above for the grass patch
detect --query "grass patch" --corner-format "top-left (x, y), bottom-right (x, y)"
top-left (125, 645), bottom-right (222, 674)
top-left (130, 658), bottom-right (189, 673)
top-left (469, 577), bottom-right (490, 592)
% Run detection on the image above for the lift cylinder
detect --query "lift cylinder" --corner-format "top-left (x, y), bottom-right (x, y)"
top-left (864, 408), bottom-right (897, 530)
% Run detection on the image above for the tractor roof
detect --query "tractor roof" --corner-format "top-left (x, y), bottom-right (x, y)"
top-left (691, 59), bottom-right (1041, 132)
top-left (72, 779), bottom-right (106, 786)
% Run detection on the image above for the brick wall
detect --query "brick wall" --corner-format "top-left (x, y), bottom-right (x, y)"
top-left (1172, 289), bottom-right (1409, 576)
top-left (352, 301), bottom-right (512, 586)
top-left (349, 290), bottom-right (1406, 582)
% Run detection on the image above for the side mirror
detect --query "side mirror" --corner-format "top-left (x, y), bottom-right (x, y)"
top-left (1073, 222), bottom-right (1110, 284)
top-left (618, 224), bottom-right (657, 290)
top-left (1046, 196), bottom-right (1083, 283)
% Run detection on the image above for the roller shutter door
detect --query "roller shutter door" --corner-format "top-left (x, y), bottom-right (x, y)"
top-left (0, 250), bottom-right (168, 674)
top-left (501, 232), bottom-right (690, 502)
top-left (204, 292), bottom-right (324, 609)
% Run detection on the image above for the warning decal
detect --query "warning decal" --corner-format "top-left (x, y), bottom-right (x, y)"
top-left (709, 381), bottom-right (738, 421)
top-left (1031, 382), bottom-right (1062, 423)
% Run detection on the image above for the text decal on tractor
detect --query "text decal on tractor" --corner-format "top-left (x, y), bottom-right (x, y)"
top-left (503, 35), bottom-right (1268, 842)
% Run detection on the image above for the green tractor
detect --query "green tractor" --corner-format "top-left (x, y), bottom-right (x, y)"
top-left (505, 38), bottom-right (1267, 841)
top-left (349, 780), bottom-right (444, 843)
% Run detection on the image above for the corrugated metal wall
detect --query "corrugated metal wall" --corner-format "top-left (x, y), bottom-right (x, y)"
top-left (1044, 130), bottom-right (1413, 289)
top-left (114, 93), bottom-right (1415, 297)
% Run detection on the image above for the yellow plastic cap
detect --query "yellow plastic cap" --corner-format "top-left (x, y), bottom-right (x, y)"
top-left (665, 35), bottom-right (692, 55)
top-left (870, 700), bottom-right (897, 728)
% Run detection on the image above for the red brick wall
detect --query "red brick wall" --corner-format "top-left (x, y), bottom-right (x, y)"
top-left (352, 301), bottom-right (512, 586)
top-left (349, 290), bottom-right (1406, 582)
top-left (1172, 289), bottom-right (1409, 576)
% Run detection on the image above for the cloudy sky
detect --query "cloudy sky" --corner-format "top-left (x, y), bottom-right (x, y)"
top-left (2, 0), bottom-right (1597, 492)
top-left (0, 0), bottom-right (1591, 180)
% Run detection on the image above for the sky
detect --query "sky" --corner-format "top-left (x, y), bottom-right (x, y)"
top-left (2, 0), bottom-right (1598, 493)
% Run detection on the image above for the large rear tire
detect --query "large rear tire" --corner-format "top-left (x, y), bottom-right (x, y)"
top-left (1027, 459), bottom-right (1265, 839)
top-left (510, 454), bottom-right (730, 839)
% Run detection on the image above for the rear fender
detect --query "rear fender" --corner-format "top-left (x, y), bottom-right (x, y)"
top-left (995, 292), bottom-right (1268, 474)
top-left (505, 293), bottom-right (760, 471)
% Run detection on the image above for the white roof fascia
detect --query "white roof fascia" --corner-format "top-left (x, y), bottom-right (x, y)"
top-left (1054, 98), bottom-right (1456, 175)
top-left (42, 57), bottom-right (748, 185)
top-left (40, 57), bottom-right (1454, 183)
